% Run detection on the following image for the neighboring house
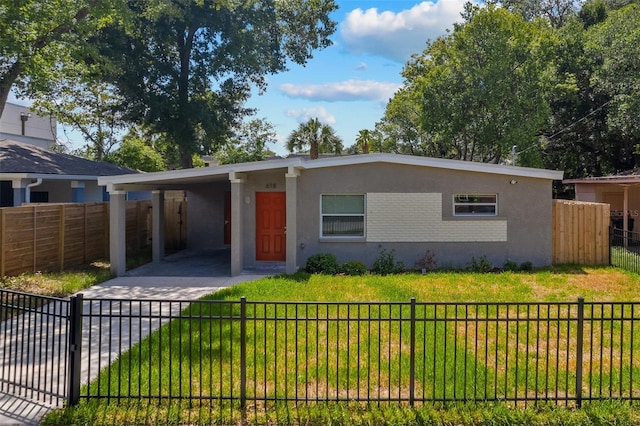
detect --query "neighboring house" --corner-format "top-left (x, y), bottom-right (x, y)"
top-left (564, 170), bottom-right (640, 234)
top-left (0, 102), bottom-right (57, 149)
top-left (99, 154), bottom-right (563, 276)
top-left (0, 139), bottom-right (136, 206)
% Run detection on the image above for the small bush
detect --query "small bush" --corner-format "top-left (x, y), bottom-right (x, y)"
top-left (468, 255), bottom-right (492, 273)
top-left (305, 253), bottom-right (340, 275)
top-left (520, 261), bottom-right (533, 271)
top-left (372, 249), bottom-right (404, 276)
top-left (415, 249), bottom-right (438, 272)
top-left (340, 260), bottom-right (367, 276)
top-left (503, 259), bottom-right (519, 271)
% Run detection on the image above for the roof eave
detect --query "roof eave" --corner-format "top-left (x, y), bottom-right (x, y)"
top-left (97, 154), bottom-right (563, 188)
top-left (0, 173), bottom-right (100, 181)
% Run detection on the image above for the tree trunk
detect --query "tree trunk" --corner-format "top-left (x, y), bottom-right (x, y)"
top-left (180, 147), bottom-right (193, 169)
top-left (0, 61), bottom-right (23, 119)
top-left (310, 141), bottom-right (319, 159)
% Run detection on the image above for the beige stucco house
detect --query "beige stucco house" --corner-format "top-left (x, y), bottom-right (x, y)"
top-left (98, 154), bottom-right (563, 276)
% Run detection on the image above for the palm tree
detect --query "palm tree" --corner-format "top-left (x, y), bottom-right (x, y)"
top-left (355, 129), bottom-right (375, 154)
top-left (286, 118), bottom-right (343, 159)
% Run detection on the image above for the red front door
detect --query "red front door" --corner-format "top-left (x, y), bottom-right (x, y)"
top-left (256, 192), bottom-right (286, 261)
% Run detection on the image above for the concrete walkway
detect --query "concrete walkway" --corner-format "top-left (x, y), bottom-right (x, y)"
top-left (0, 252), bottom-right (277, 425)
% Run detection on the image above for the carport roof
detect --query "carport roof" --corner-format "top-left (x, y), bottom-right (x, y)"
top-left (98, 153), bottom-right (564, 191)
top-left (564, 169), bottom-right (640, 185)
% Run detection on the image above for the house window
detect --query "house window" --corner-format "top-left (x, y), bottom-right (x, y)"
top-left (321, 194), bottom-right (365, 237)
top-left (453, 194), bottom-right (497, 216)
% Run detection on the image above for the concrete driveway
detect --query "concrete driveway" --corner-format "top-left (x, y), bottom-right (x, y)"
top-left (0, 250), bottom-right (279, 425)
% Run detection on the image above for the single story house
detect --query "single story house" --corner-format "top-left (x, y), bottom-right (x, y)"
top-left (564, 169), bottom-right (640, 235)
top-left (99, 154), bottom-right (563, 276)
top-left (0, 139), bottom-right (136, 206)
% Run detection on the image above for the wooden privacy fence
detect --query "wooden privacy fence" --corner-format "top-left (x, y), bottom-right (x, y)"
top-left (552, 199), bottom-right (609, 265)
top-left (0, 199), bottom-right (186, 276)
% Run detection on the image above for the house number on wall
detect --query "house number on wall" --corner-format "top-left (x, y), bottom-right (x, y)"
top-left (266, 183), bottom-right (277, 189)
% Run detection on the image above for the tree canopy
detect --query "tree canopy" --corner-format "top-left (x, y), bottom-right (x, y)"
top-left (93, 0), bottom-right (337, 168)
top-left (377, 1), bottom-right (640, 178)
top-left (0, 0), bottom-right (122, 118)
top-left (382, 5), bottom-right (556, 165)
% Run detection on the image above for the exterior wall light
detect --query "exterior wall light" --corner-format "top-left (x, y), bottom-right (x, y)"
top-left (20, 112), bottom-right (31, 135)
top-left (510, 179), bottom-right (518, 185)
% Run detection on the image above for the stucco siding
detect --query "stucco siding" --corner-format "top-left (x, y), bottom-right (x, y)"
top-left (296, 162), bottom-right (553, 269)
top-left (366, 192), bottom-right (507, 242)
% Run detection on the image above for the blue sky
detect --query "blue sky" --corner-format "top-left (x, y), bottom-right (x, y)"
top-left (12, 0), bottom-right (473, 157)
top-left (250, 0), bottom-right (471, 155)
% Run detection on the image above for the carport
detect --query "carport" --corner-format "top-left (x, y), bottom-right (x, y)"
top-left (98, 158), bottom-right (299, 277)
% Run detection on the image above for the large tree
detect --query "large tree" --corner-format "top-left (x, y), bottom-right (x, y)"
top-left (95, 0), bottom-right (337, 168)
top-left (286, 118), bottom-right (343, 159)
top-left (0, 0), bottom-right (121, 118)
top-left (386, 5), bottom-right (557, 165)
top-left (586, 3), bottom-right (640, 144)
top-left (541, 3), bottom-right (640, 179)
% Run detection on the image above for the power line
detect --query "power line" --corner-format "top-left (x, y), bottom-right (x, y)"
top-left (545, 100), bottom-right (611, 141)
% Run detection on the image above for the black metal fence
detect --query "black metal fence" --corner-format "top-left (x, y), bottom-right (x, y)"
top-left (0, 289), bottom-right (71, 406)
top-left (76, 297), bottom-right (640, 408)
top-left (610, 226), bottom-right (640, 274)
top-left (2, 292), bottom-right (640, 411)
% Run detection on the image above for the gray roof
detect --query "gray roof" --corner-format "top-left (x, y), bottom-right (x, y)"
top-left (0, 139), bottom-right (136, 176)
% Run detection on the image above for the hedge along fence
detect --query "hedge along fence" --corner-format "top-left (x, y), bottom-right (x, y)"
top-left (552, 200), bottom-right (610, 265)
top-left (0, 199), bottom-right (187, 276)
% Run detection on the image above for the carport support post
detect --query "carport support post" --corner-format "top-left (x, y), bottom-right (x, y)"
top-left (230, 173), bottom-right (246, 276)
top-left (109, 190), bottom-right (127, 276)
top-left (285, 167), bottom-right (299, 274)
top-left (152, 190), bottom-right (165, 262)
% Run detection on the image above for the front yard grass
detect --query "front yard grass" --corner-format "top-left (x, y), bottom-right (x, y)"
top-left (0, 261), bottom-right (113, 297)
top-left (214, 264), bottom-right (640, 303)
top-left (43, 265), bottom-right (640, 425)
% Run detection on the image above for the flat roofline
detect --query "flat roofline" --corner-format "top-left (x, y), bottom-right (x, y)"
top-left (98, 153), bottom-right (564, 189)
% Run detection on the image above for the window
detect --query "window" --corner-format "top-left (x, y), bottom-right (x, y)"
top-left (321, 194), bottom-right (365, 237)
top-left (453, 194), bottom-right (497, 216)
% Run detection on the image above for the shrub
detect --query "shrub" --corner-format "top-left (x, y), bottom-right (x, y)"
top-left (415, 249), bottom-right (438, 272)
top-left (340, 260), bottom-right (367, 276)
top-left (468, 255), bottom-right (492, 273)
top-left (503, 259), bottom-right (519, 272)
top-left (372, 249), bottom-right (404, 276)
top-left (305, 253), bottom-right (340, 275)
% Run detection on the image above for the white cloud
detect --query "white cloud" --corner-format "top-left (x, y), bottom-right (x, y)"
top-left (285, 107), bottom-right (336, 124)
top-left (340, 0), bottom-right (472, 62)
top-left (279, 80), bottom-right (401, 102)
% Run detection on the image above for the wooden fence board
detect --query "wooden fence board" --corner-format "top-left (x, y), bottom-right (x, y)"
top-left (0, 199), bottom-right (186, 276)
top-left (552, 200), bottom-right (610, 265)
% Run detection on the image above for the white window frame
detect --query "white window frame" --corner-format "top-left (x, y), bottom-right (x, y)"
top-left (453, 194), bottom-right (498, 217)
top-left (320, 194), bottom-right (366, 238)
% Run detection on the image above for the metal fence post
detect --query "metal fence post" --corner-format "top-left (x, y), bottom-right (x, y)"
top-left (575, 297), bottom-right (584, 408)
top-left (240, 297), bottom-right (247, 409)
top-left (67, 294), bottom-right (83, 406)
top-left (409, 297), bottom-right (416, 406)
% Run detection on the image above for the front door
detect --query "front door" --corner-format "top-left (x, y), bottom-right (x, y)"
top-left (255, 192), bottom-right (286, 261)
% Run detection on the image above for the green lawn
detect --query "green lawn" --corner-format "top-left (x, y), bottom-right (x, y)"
top-left (44, 266), bottom-right (640, 425)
